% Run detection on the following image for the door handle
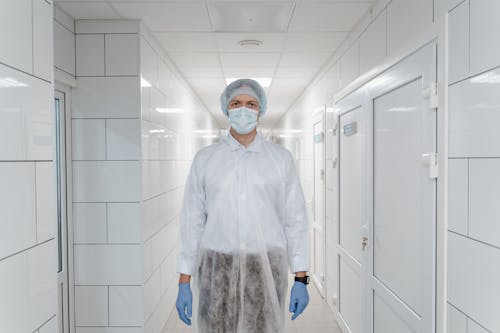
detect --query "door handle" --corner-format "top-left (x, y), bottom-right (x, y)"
top-left (362, 237), bottom-right (368, 251)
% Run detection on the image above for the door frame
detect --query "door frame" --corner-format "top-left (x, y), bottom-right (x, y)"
top-left (55, 82), bottom-right (75, 333)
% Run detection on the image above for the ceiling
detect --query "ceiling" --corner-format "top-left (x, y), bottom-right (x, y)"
top-left (55, 0), bottom-right (374, 129)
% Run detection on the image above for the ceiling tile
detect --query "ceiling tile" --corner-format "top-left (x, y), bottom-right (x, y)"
top-left (222, 67), bottom-right (276, 78)
top-left (57, 2), bottom-right (119, 19)
top-left (208, 2), bottom-right (294, 32)
top-left (177, 66), bottom-right (224, 79)
top-left (155, 33), bottom-right (217, 52)
top-left (167, 52), bottom-right (220, 67)
top-left (289, 2), bottom-right (372, 32)
top-left (285, 32), bottom-right (347, 52)
top-left (215, 33), bottom-right (286, 53)
top-left (279, 52), bottom-right (331, 67)
top-left (111, 2), bottom-right (212, 31)
top-left (274, 66), bottom-right (318, 79)
top-left (220, 53), bottom-right (281, 67)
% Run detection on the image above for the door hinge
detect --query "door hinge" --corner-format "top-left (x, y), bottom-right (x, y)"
top-left (422, 82), bottom-right (438, 110)
top-left (422, 152), bottom-right (439, 178)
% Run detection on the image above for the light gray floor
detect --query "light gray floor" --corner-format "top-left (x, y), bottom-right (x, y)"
top-left (163, 275), bottom-right (341, 333)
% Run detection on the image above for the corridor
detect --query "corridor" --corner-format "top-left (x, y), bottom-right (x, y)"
top-left (1, 0), bottom-right (500, 332)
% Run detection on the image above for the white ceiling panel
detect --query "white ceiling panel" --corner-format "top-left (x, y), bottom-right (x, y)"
top-left (177, 66), bottom-right (225, 79)
top-left (168, 52), bottom-right (221, 67)
top-left (155, 33), bottom-right (217, 52)
top-left (111, 2), bottom-right (212, 31)
top-left (289, 2), bottom-right (372, 32)
top-left (57, 2), bottom-right (119, 19)
top-left (274, 66), bottom-right (318, 79)
top-left (220, 53), bottom-right (281, 68)
top-left (222, 67), bottom-right (276, 78)
top-left (278, 52), bottom-right (331, 67)
top-left (208, 2), bottom-right (294, 32)
top-left (215, 33), bottom-right (287, 53)
top-left (284, 32), bottom-right (347, 52)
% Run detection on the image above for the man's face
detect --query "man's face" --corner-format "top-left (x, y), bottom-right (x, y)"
top-left (228, 94), bottom-right (260, 116)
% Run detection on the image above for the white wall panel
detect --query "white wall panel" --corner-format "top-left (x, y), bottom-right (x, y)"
top-left (72, 119), bottom-right (106, 160)
top-left (76, 34), bottom-right (105, 76)
top-left (38, 315), bottom-right (57, 333)
top-left (54, 21), bottom-right (75, 75)
top-left (448, 1), bottom-right (469, 83)
top-left (141, 38), bottom-right (159, 88)
top-left (55, 5), bottom-right (75, 33)
top-left (449, 68), bottom-right (500, 157)
top-left (447, 159), bottom-right (468, 235)
top-left (387, 0), bottom-right (433, 56)
top-left (108, 203), bottom-right (142, 244)
top-left (36, 162), bottom-right (56, 243)
top-left (0, 0), bottom-right (32, 73)
top-left (0, 64), bottom-right (53, 160)
top-left (0, 240), bottom-right (57, 332)
top-left (448, 232), bottom-right (500, 332)
top-left (73, 77), bottom-right (140, 118)
top-left (341, 42), bottom-right (359, 86)
top-left (109, 286), bottom-right (143, 326)
top-left (374, 293), bottom-right (413, 333)
top-left (76, 327), bottom-right (142, 333)
top-left (0, 162), bottom-right (36, 259)
top-left (106, 119), bottom-right (141, 160)
top-left (73, 203), bottom-right (107, 244)
top-left (359, 10), bottom-right (387, 74)
top-left (75, 286), bottom-right (108, 326)
top-left (75, 244), bottom-right (142, 285)
top-left (105, 34), bottom-right (140, 76)
top-left (33, 0), bottom-right (53, 81)
top-left (447, 303), bottom-right (467, 333)
top-left (72, 161), bottom-right (141, 202)
top-left (468, 320), bottom-right (489, 333)
top-left (469, 159), bottom-right (500, 247)
top-left (470, 0), bottom-right (500, 75)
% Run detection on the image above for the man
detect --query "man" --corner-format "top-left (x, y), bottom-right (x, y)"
top-left (175, 79), bottom-right (310, 332)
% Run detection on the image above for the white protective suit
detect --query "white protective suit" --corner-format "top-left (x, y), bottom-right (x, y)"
top-left (177, 130), bottom-right (309, 333)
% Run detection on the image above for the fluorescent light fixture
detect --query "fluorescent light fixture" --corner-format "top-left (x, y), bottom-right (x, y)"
top-left (194, 130), bottom-right (219, 134)
top-left (471, 72), bottom-right (500, 84)
top-left (201, 134), bottom-right (219, 139)
top-left (225, 77), bottom-right (272, 88)
top-left (141, 77), bottom-right (152, 87)
top-left (156, 107), bottom-right (184, 114)
top-left (0, 77), bottom-right (28, 88)
top-left (388, 106), bottom-right (417, 112)
top-left (279, 134), bottom-right (297, 138)
top-left (149, 129), bottom-right (165, 134)
top-left (280, 129), bottom-right (303, 133)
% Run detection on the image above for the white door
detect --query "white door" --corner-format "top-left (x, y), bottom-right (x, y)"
top-left (55, 90), bottom-right (70, 333)
top-left (312, 110), bottom-right (326, 295)
top-left (334, 42), bottom-right (437, 333)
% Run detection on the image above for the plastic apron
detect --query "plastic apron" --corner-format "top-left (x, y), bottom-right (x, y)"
top-left (177, 132), bottom-right (309, 333)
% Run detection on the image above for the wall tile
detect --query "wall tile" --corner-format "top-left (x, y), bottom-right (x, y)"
top-left (0, 241), bottom-right (57, 332)
top-left (36, 162), bottom-right (56, 243)
top-left (144, 271), bottom-right (161, 320)
top-left (447, 303), bottom-right (467, 333)
top-left (448, 1), bottom-right (469, 83)
top-left (0, 64), bottom-right (53, 160)
top-left (54, 21), bottom-right (75, 75)
top-left (72, 77), bottom-right (140, 118)
top-left (108, 203), bottom-right (142, 244)
top-left (0, 162), bottom-right (36, 259)
top-left (469, 159), bottom-right (500, 247)
top-left (73, 203), bottom-right (107, 244)
top-left (140, 38), bottom-right (159, 88)
top-left (447, 159), bottom-right (468, 235)
top-left (105, 34), bottom-right (140, 76)
top-left (341, 42), bottom-right (360, 86)
top-left (75, 286), bottom-right (108, 326)
top-left (76, 34), bottom-right (105, 76)
top-left (76, 20), bottom-right (140, 34)
top-left (470, 0), bottom-right (500, 75)
top-left (106, 119), bottom-right (141, 160)
top-left (72, 161), bottom-right (141, 202)
top-left (359, 10), bottom-right (387, 74)
top-left (448, 232), bottom-right (500, 332)
top-left (449, 68), bottom-right (500, 157)
top-left (0, 0), bottom-right (32, 73)
top-left (72, 119), bottom-right (106, 160)
top-left (74, 244), bottom-right (142, 285)
top-left (33, 0), bottom-right (53, 81)
top-left (109, 286), bottom-right (143, 326)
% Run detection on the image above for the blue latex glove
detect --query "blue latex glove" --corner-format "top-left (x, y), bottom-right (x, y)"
top-left (289, 281), bottom-right (309, 320)
top-left (176, 283), bottom-right (192, 325)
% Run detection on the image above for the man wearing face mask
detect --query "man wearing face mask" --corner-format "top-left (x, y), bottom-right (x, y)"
top-left (175, 78), bottom-right (310, 332)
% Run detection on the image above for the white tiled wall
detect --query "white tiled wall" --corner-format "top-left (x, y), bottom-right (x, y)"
top-left (0, 1), bottom-right (57, 332)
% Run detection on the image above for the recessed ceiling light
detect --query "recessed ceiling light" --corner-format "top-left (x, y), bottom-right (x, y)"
top-left (225, 77), bottom-right (272, 87)
top-left (156, 107), bottom-right (184, 114)
top-left (238, 39), bottom-right (263, 48)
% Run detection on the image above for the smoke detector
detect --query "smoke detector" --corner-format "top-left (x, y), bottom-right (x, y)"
top-left (238, 39), bottom-right (263, 48)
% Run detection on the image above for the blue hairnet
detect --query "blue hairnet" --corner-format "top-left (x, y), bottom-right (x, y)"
top-left (220, 79), bottom-right (267, 116)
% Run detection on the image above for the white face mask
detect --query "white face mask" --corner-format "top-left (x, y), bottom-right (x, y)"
top-left (228, 107), bottom-right (258, 134)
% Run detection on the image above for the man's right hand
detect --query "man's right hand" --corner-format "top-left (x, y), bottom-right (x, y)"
top-left (176, 282), bottom-right (192, 325)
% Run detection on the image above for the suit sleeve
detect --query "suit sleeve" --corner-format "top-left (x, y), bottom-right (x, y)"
top-left (176, 153), bottom-right (207, 276)
top-left (283, 151), bottom-right (310, 273)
